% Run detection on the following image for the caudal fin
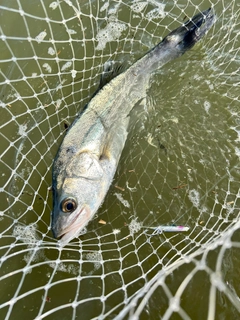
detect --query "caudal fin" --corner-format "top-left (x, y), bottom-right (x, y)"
top-left (165, 8), bottom-right (216, 51)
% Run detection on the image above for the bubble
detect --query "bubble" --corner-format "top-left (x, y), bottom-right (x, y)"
top-left (100, 2), bottom-right (109, 12)
top-left (13, 224), bottom-right (38, 244)
top-left (128, 218), bottom-right (142, 236)
top-left (49, 1), bottom-right (59, 10)
top-left (85, 251), bottom-right (102, 270)
top-left (61, 61), bottom-right (72, 72)
top-left (96, 22), bottom-right (127, 51)
top-left (18, 123), bottom-right (28, 136)
top-left (114, 193), bottom-right (130, 208)
top-left (113, 229), bottom-right (121, 235)
top-left (48, 47), bottom-right (55, 55)
top-left (42, 63), bottom-right (52, 73)
top-left (35, 31), bottom-right (47, 43)
top-left (131, 1), bottom-right (148, 13)
top-left (188, 189), bottom-right (200, 209)
top-left (67, 29), bottom-right (77, 35)
top-left (204, 100), bottom-right (211, 113)
top-left (146, 4), bottom-right (166, 20)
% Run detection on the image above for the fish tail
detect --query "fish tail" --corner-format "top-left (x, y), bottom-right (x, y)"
top-left (167, 7), bottom-right (216, 51)
top-left (135, 8), bottom-right (215, 75)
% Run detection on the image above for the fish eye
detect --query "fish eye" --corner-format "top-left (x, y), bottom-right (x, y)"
top-left (61, 198), bottom-right (77, 213)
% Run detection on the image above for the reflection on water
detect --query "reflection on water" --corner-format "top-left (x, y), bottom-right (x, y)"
top-left (1, 0), bottom-right (240, 319)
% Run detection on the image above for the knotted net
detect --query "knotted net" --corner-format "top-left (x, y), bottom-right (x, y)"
top-left (1, 0), bottom-right (240, 319)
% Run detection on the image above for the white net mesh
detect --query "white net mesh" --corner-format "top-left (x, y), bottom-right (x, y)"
top-left (1, 0), bottom-right (240, 319)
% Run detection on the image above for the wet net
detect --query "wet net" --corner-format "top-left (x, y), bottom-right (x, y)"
top-left (1, 0), bottom-right (240, 319)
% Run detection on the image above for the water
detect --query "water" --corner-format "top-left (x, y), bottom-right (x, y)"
top-left (1, 0), bottom-right (240, 319)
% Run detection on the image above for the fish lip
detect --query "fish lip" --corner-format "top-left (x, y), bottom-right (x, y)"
top-left (57, 206), bottom-right (89, 244)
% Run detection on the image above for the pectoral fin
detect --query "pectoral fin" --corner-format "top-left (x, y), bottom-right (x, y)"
top-left (100, 117), bottom-right (130, 163)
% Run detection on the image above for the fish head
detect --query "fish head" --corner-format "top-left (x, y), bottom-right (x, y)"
top-left (51, 151), bottom-right (108, 245)
top-left (163, 8), bottom-right (215, 52)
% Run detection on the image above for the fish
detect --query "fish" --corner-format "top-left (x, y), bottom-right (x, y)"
top-left (51, 8), bottom-right (216, 245)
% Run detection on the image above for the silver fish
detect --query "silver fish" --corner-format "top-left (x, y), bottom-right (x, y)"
top-left (51, 8), bottom-right (215, 245)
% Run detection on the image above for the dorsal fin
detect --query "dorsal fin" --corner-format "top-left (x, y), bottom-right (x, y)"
top-left (98, 60), bottom-right (128, 90)
top-left (90, 60), bottom-right (128, 99)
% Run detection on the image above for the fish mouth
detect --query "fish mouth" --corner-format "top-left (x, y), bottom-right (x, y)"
top-left (57, 206), bottom-right (91, 245)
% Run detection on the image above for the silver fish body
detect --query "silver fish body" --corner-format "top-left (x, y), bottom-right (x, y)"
top-left (51, 8), bottom-right (215, 245)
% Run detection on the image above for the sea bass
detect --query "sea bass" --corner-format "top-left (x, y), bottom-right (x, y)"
top-left (51, 8), bottom-right (215, 245)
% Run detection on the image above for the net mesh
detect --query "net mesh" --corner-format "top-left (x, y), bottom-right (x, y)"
top-left (1, 0), bottom-right (240, 319)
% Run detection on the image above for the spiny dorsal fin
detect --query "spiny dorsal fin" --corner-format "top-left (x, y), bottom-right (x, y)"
top-left (98, 60), bottom-right (128, 90)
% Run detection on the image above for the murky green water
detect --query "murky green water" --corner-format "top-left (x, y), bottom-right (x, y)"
top-left (1, 0), bottom-right (240, 319)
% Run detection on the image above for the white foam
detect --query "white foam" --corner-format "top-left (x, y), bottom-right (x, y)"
top-left (114, 193), bottom-right (130, 208)
top-left (13, 224), bottom-right (44, 264)
top-left (146, 5), bottom-right (166, 20)
top-left (128, 218), bottom-right (142, 236)
top-left (67, 29), bottom-right (77, 35)
top-left (61, 61), bottom-right (72, 71)
top-left (188, 189), bottom-right (200, 209)
top-left (35, 31), bottom-right (47, 43)
top-left (43, 63), bottom-right (52, 73)
top-left (18, 123), bottom-right (28, 136)
top-left (13, 224), bottom-right (38, 244)
top-left (108, 2), bottom-right (121, 15)
top-left (96, 22), bottom-right (127, 51)
top-left (71, 69), bottom-right (77, 78)
top-left (48, 47), bottom-right (55, 55)
top-left (85, 251), bottom-right (102, 270)
top-left (49, 1), bottom-right (59, 10)
top-left (55, 99), bottom-right (62, 110)
top-left (113, 229), bottom-right (121, 235)
top-left (131, 0), bottom-right (165, 18)
top-left (100, 2), bottom-right (109, 12)
top-left (204, 100), bottom-right (211, 113)
top-left (48, 262), bottom-right (78, 275)
top-left (131, 1), bottom-right (148, 13)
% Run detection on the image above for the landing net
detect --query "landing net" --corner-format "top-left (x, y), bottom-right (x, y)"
top-left (1, 0), bottom-right (240, 319)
